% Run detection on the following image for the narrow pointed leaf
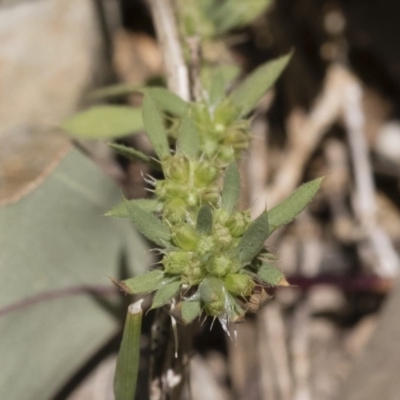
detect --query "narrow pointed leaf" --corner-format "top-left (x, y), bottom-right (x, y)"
top-left (120, 270), bottom-right (164, 294)
top-left (268, 177), bottom-right (323, 234)
top-left (106, 199), bottom-right (161, 219)
top-left (108, 143), bottom-right (150, 163)
top-left (144, 87), bottom-right (189, 117)
top-left (202, 65), bottom-right (240, 107)
top-left (90, 83), bottom-right (140, 100)
top-left (237, 212), bottom-right (269, 264)
top-left (124, 200), bottom-right (171, 246)
top-left (151, 280), bottom-right (181, 309)
top-left (181, 301), bottom-right (202, 324)
top-left (62, 106), bottom-right (143, 139)
top-left (258, 264), bottom-right (288, 286)
top-left (221, 163), bottom-right (240, 214)
top-left (177, 115), bottom-right (200, 158)
top-left (213, 0), bottom-right (273, 34)
top-left (196, 205), bottom-right (213, 235)
top-left (230, 53), bottom-right (292, 116)
top-left (142, 95), bottom-right (170, 159)
top-left (114, 300), bottom-right (143, 400)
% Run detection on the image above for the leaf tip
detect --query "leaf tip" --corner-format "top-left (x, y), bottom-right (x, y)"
top-left (110, 277), bottom-right (132, 294)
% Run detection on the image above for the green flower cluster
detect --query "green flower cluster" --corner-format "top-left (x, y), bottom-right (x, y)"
top-left (107, 53), bottom-right (322, 327)
top-left (190, 99), bottom-right (252, 164)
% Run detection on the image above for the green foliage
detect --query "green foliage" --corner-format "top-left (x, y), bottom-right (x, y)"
top-left (237, 212), bottom-right (269, 264)
top-left (125, 201), bottom-right (171, 247)
top-left (257, 264), bottom-right (287, 286)
top-left (267, 177), bottom-right (323, 234)
top-left (196, 205), bottom-right (213, 235)
top-left (144, 87), bottom-right (189, 117)
top-left (100, 37), bottom-right (319, 328)
top-left (176, 0), bottom-right (273, 38)
top-left (181, 301), bottom-right (202, 324)
top-left (212, 0), bottom-right (273, 34)
top-left (106, 199), bottom-right (161, 218)
top-left (177, 114), bottom-right (200, 158)
top-left (201, 65), bottom-right (240, 107)
top-left (114, 301), bottom-right (143, 400)
top-left (121, 270), bottom-right (164, 294)
top-left (142, 95), bottom-right (171, 159)
top-left (62, 106), bottom-right (143, 139)
top-left (221, 163), bottom-right (240, 214)
top-left (108, 143), bottom-right (150, 163)
top-left (230, 53), bottom-right (292, 116)
top-left (151, 280), bottom-right (182, 309)
top-left (0, 150), bottom-right (148, 400)
top-left (90, 83), bottom-right (140, 100)
top-left (124, 199), bottom-right (171, 247)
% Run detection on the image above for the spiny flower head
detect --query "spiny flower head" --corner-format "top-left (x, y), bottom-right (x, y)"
top-left (111, 157), bottom-right (322, 327)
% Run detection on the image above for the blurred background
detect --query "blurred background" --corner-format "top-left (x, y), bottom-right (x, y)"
top-left (1, 0), bottom-right (400, 399)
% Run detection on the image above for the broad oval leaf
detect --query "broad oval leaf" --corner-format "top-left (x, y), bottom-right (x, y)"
top-left (196, 205), bottom-right (213, 235)
top-left (181, 301), bottom-right (202, 324)
top-left (0, 149), bottom-right (148, 400)
top-left (151, 280), bottom-right (181, 309)
top-left (120, 270), bottom-right (164, 294)
top-left (177, 115), bottom-right (200, 158)
top-left (221, 163), bottom-right (240, 214)
top-left (237, 211), bottom-right (269, 264)
top-left (142, 95), bottom-right (170, 159)
top-left (114, 300), bottom-right (143, 400)
top-left (108, 143), bottom-right (150, 163)
top-left (124, 199), bottom-right (171, 247)
top-left (106, 199), bottom-right (161, 219)
top-left (267, 177), bottom-right (323, 234)
top-left (62, 106), bottom-right (143, 139)
top-left (229, 52), bottom-right (292, 116)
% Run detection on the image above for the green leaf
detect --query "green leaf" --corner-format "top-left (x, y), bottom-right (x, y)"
top-left (121, 270), bottom-right (164, 294)
top-left (199, 276), bottom-right (224, 304)
top-left (62, 106), bottom-right (143, 139)
top-left (89, 83), bottom-right (140, 100)
top-left (142, 95), bottom-right (170, 159)
top-left (202, 65), bottom-right (240, 107)
top-left (144, 87), bottom-right (189, 117)
top-left (124, 199), bottom-right (171, 247)
top-left (114, 301), bottom-right (143, 400)
top-left (230, 52), bottom-right (292, 116)
top-left (90, 86), bottom-right (189, 116)
top-left (181, 301), bottom-right (202, 323)
top-left (268, 177), bottom-right (323, 234)
top-left (221, 163), bottom-right (240, 214)
top-left (108, 143), bottom-right (150, 163)
top-left (0, 149), bottom-right (148, 400)
top-left (177, 115), bottom-right (200, 158)
top-left (106, 199), bottom-right (161, 218)
top-left (151, 280), bottom-right (181, 309)
top-left (196, 205), bottom-right (213, 235)
top-left (237, 211), bottom-right (269, 264)
top-left (212, 0), bottom-right (273, 34)
top-left (257, 264), bottom-right (287, 286)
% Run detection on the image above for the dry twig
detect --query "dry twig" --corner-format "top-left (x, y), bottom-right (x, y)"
top-left (147, 0), bottom-right (190, 101)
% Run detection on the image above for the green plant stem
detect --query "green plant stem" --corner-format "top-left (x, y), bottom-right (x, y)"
top-left (114, 299), bottom-right (143, 400)
top-left (146, 1), bottom-right (195, 399)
